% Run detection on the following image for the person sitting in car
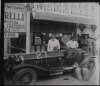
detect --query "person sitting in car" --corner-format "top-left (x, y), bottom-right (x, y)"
top-left (47, 33), bottom-right (60, 51)
top-left (66, 37), bottom-right (79, 49)
top-left (61, 34), bottom-right (71, 49)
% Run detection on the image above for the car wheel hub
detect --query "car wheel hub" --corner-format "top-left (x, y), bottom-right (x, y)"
top-left (22, 77), bottom-right (30, 83)
top-left (19, 73), bottom-right (32, 85)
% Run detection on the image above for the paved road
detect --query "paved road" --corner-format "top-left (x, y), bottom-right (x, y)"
top-left (4, 57), bottom-right (99, 85)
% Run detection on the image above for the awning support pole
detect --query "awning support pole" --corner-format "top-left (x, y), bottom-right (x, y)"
top-left (26, 11), bottom-right (30, 54)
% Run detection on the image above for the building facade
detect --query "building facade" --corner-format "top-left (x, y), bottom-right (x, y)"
top-left (4, 3), bottom-right (99, 56)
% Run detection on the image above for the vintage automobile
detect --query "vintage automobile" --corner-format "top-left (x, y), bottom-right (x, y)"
top-left (4, 48), bottom-right (96, 85)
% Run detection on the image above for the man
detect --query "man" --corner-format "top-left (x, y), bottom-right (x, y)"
top-left (65, 37), bottom-right (78, 59)
top-left (81, 35), bottom-right (89, 54)
top-left (87, 36), bottom-right (93, 55)
top-left (47, 33), bottom-right (60, 51)
top-left (78, 35), bottom-right (82, 48)
top-left (61, 34), bottom-right (70, 49)
top-left (66, 37), bottom-right (78, 49)
top-left (61, 34), bottom-right (70, 45)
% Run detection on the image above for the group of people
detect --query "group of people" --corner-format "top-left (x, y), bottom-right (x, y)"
top-left (47, 33), bottom-right (95, 56)
top-left (47, 33), bottom-right (78, 51)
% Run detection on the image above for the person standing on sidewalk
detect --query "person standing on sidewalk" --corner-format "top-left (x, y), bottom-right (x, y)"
top-left (81, 35), bottom-right (89, 54)
top-left (87, 36), bottom-right (93, 55)
top-left (47, 33), bottom-right (60, 51)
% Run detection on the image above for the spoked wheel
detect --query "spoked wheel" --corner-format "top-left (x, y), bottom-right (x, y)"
top-left (87, 59), bottom-right (96, 74)
top-left (12, 68), bottom-right (37, 85)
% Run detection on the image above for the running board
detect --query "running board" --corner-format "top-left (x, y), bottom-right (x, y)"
top-left (49, 66), bottom-right (75, 76)
top-left (49, 71), bottom-right (63, 76)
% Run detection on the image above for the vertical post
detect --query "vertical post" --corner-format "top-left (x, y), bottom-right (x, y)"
top-left (95, 3), bottom-right (99, 85)
top-left (4, 38), bottom-right (7, 57)
top-left (8, 38), bottom-right (11, 54)
top-left (95, 4), bottom-right (99, 56)
top-left (76, 24), bottom-right (78, 42)
top-left (26, 10), bottom-right (30, 54)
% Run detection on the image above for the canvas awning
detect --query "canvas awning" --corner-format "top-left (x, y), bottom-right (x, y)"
top-left (30, 13), bottom-right (77, 33)
top-left (32, 12), bottom-right (97, 25)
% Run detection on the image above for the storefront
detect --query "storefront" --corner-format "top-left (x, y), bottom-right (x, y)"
top-left (29, 3), bottom-right (99, 53)
top-left (4, 3), bottom-right (27, 56)
top-left (4, 3), bottom-right (99, 56)
top-left (30, 14), bottom-right (77, 52)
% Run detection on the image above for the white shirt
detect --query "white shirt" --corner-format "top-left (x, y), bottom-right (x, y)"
top-left (66, 40), bottom-right (78, 48)
top-left (47, 38), bottom-right (60, 51)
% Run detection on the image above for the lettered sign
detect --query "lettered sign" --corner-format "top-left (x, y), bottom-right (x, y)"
top-left (4, 9), bottom-right (26, 32)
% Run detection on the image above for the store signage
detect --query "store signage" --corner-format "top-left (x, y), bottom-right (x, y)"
top-left (4, 9), bottom-right (26, 32)
top-left (4, 33), bottom-right (18, 38)
top-left (5, 3), bottom-right (26, 11)
top-left (31, 3), bottom-right (97, 19)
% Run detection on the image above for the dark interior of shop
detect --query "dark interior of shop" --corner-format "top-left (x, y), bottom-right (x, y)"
top-left (10, 14), bottom-right (79, 54)
top-left (30, 13), bottom-right (77, 52)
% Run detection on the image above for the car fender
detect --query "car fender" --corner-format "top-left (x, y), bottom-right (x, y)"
top-left (79, 55), bottom-right (95, 67)
top-left (12, 63), bottom-right (50, 77)
top-left (79, 56), bottom-right (90, 67)
top-left (13, 63), bottom-right (50, 72)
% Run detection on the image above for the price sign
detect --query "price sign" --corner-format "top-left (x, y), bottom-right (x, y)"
top-left (4, 9), bottom-right (26, 32)
top-left (4, 33), bottom-right (19, 38)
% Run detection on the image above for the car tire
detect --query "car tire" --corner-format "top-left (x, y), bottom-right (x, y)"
top-left (4, 61), bottom-right (11, 80)
top-left (12, 68), bottom-right (37, 85)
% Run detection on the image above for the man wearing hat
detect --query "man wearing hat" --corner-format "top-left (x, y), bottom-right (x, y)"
top-left (47, 33), bottom-right (60, 51)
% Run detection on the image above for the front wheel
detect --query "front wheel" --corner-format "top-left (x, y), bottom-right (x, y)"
top-left (12, 68), bottom-right (37, 85)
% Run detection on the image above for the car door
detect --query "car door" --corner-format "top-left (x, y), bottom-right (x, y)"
top-left (46, 51), bottom-right (64, 69)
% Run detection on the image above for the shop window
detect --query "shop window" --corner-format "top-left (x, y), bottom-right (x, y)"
top-left (10, 32), bottom-right (26, 54)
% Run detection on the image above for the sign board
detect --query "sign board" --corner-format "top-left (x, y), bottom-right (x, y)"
top-left (4, 33), bottom-right (18, 38)
top-left (35, 37), bottom-right (41, 45)
top-left (32, 3), bottom-right (97, 19)
top-left (4, 9), bottom-right (26, 32)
